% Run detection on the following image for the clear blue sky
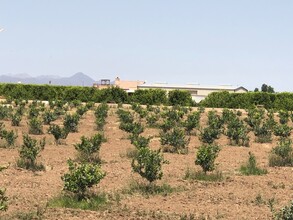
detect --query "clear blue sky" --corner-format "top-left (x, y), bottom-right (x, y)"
top-left (0, 1), bottom-right (292, 91)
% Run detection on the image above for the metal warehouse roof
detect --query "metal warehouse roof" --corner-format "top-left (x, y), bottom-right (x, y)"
top-left (138, 83), bottom-right (247, 91)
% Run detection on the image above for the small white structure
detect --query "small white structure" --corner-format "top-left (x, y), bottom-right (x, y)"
top-left (138, 83), bottom-right (248, 103)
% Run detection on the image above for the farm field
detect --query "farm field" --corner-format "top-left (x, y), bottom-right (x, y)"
top-left (0, 101), bottom-right (293, 220)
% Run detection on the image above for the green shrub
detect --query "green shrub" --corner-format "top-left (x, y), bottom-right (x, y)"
top-left (48, 124), bottom-right (69, 145)
top-left (221, 108), bottom-right (237, 124)
top-left (199, 126), bottom-right (220, 144)
top-left (0, 165), bottom-right (8, 211)
top-left (94, 103), bottom-right (109, 131)
top-left (117, 109), bottom-right (134, 124)
top-left (17, 134), bottom-right (45, 170)
top-left (254, 120), bottom-right (272, 143)
top-left (168, 90), bottom-right (193, 106)
top-left (274, 124), bottom-right (292, 138)
top-left (269, 139), bottom-right (293, 167)
top-left (76, 105), bottom-right (88, 117)
top-left (240, 152), bottom-right (267, 175)
top-left (160, 127), bottom-right (189, 154)
top-left (0, 130), bottom-right (18, 147)
top-left (183, 111), bottom-right (200, 134)
top-left (131, 103), bottom-right (147, 118)
top-left (195, 144), bottom-right (220, 174)
top-left (74, 133), bottom-right (105, 163)
top-left (226, 117), bottom-right (250, 147)
top-left (28, 106), bottom-right (40, 119)
top-left (207, 110), bottom-right (223, 130)
top-left (160, 119), bottom-right (176, 132)
top-left (28, 117), bottom-right (43, 135)
top-left (62, 160), bottom-right (106, 199)
top-left (0, 105), bottom-right (11, 120)
top-left (42, 110), bottom-right (57, 125)
top-left (146, 113), bottom-right (159, 127)
top-left (11, 113), bottom-right (22, 126)
top-left (130, 135), bottom-right (150, 149)
top-left (275, 200), bottom-right (293, 220)
top-left (131, 148), bottom-right (167, 183)
top-left (278, 110), bottom-right (289, 124)
top-left (95, 103), bottom-right (109, 118)
top-left (0, 188), bottom-right (8, 212)
top-left (244, 108), bottom-right (265, 129)
top-left (119, 122), bottom-right (144, 136)
top-left (63, 113), bottom-right (80, 133)
top-left (130, 89), bottom-right (167, 105)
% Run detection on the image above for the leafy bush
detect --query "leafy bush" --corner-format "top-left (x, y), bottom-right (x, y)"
top-left (62, 160), bottom-right (106, 199)
top-left (130, 89), bottom-right (167, 105)
top-left (28, 117), bottom-right (43, 135)
top-left (76, 105), bottom-right (88, 117)
top-left (95, 103), bottom-right (109, 118)
top-left (275, 200), bottom-right (293, 220)
top-left (17, 134), bottom-right (46, 170)
top-left (168, 90), bottom-right (193, 106)
top-left (1, 130), bottom-right (18, 147)
top-left (74, 134), bottom-right (105, 163)
top-left (160, 119), bottom-right (176, 133)
top-left (195, 144), bottom-right (220, 174)
top-left (226, 117), bottom-right (250, 147)
top-left (117, 109), bottom-right (134, 124)
top-left (63, 113), bottom-right (80, 133)
top-left (0, 165), bottom-right (8, 211)
top-left (221, 108), bottom-right (237, 124)
top-left (119, 122), bottom-right (144, 136)
top-left (240, 152), bottom-right (267, 175)
top-left (146, 113), bottom-right (159, 127)
top-left (0, 105), bottom-right (11, 120)
top-left (28, 106), bottom-right (40, 119)
top-left (199, 126), bottom-right (220, 144)
top-left (269, 139), bottom-right (293, 167)
top-left (253, 120), bottom-right (272, 143)
top-left (160, 127), bottom-right (190, 154)
top-left (274, 124), bottom-right (292, 138)
top-left (94, 103), bottom-right (109, 131)
top-left (42, 110), bottom-right (57, 125)
top-left (131, 148), bottom-right (167, 183)
top-left (244, 108), bottom-right (265, 129)
top-left (162, 108), bottom-right (184, 123)
top-left (11, 113), bottom-right (22, 126)
top-left (183, 111), bottom-right (200, 134)
top-left (48, 124), bottom-right (69, 145)
top-left (130, 135), bottom-right (150, 149)
top-left (0, 188), bottom-right (8, 212)
top-left (207, 110), bottom-right (223, 130)
top-left (278, 110), bottom-right (289, 124)
top-left (131, 103), bottom-right (147, 118)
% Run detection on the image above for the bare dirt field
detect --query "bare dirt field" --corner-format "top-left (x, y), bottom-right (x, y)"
top-left (0, 105), bottom-right (293, 220)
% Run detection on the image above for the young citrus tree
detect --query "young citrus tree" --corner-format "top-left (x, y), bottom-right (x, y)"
top-left (131, 148), bottom-right (168, 184)
top-left (17, 134), bottom-right (46, 170)
top-left (74, 133), bottom-right (105, 163)
top-left (195, 144), bottom-right (220, 174)
top-left (62, 160), bottom-right (106, 200)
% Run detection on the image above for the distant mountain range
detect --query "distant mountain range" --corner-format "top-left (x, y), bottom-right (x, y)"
top-left (0, 72), bottom-right (96, 86)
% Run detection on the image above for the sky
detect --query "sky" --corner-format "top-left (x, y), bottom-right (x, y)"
top-left (0, 0), bottom-right (292, 92)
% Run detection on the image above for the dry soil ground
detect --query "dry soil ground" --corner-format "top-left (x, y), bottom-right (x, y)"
top-left (0, 105), bottom-right (293, 220)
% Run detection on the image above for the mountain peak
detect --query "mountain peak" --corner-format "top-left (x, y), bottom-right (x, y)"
top-left (0, 72), bottom-right (96, 86)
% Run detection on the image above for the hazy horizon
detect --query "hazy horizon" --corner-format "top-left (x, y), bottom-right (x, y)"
top-left (1, 1), bottom-right (292, 92)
